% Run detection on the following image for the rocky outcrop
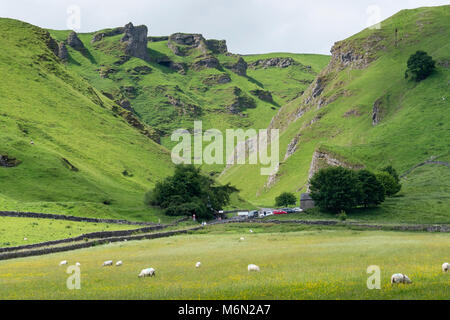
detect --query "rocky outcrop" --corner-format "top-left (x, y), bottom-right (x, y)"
top-left (120, 23), bottom-right (149, 61)
top-left (205, 39), bottom-right (228, 54)
top-left (0, 155), bottom-right (21, 167)
top-left (284, 134), bottom-right (301, 161)
top-left (250, 89), bottom-right (274, 103)
top-left (168, 33), bottom-right (207, 56)
top-left (226, 87), bottom-right (256, 114)
top-left (224, 56), bottom-right (247, 76)
top-left (192, 55), bottom-right (220, 70)
top-left (307, 150), bottom-right (365, 191)
top-left (127, 65), bottom-right (152, 75)
top-left (249, 57), bottom-right (297, 69)
top-left (57, 42), bottom-right (68, 61)
top-left (202, 73), bottom-right (231, 85)
top-left (372, 98), bottom-right (383, 126)
top-left (67, 31), bottom-right (85, 52)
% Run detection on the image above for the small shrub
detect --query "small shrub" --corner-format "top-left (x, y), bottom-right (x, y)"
top-left (405, 51), bottom-right (436, 82)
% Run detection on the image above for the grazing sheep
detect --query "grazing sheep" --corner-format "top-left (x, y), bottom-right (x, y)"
top-left (442, 263), bottom-right (449, 273)
top-left (59, 260), bottom-right (68, 266)
top-left (196, 262), bottom-right (201, 268)
top-left (138, 268), bottom-right (156, 278)
top-left (391, 273), bottom-right (412, 284)
top-left (75, 262), bottom-right (81, 267)
top-left (248, 264), bottom-right (260, 272)
top-left (102, 260), bottom-right (113, 267)
top-left (240, 237), bottom-right (245, 241)
top-left (249, 230), bottom-right (254, 233)
top-left (116, 261), bottom-right (123, 267)
top-left (23, 238), bottom-right (28, 241)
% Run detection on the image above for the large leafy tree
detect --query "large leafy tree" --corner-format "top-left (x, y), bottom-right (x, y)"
top-left (356, 170), bottom-right (385, 207)
top-left (145, 165), bottom-right (238, 220)
top-left (309, 167), bottom-right (363, 213)
top-left (376, 172), bottom-right (401, 197)
top-left (275, 192), bottom-right (297, 207)
top-left (405, 51), bottom-right (436, 82)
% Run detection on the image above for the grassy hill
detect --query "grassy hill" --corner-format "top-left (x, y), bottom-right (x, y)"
top-left (220, 5), bottom-right (450, 223)
top-left (0, 19), bottom-right (174, 222)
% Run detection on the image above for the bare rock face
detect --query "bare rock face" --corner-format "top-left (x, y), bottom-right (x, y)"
top-left (284, 134), bottom-right (301, 161)
top-left (168, 33), bottom-right (207, 56)
top-left (226, 87), bottom-right (256, 114)
top-left (57, 42), bottom-right (69, 61)
top-left (205, 39), bottom-right (228, 54)
top-left (120, 22), bottom-right (149, 61)
top-left (67, 31), bottom-right (85, 52)
top-left (0, 155), bottom-right (21, 167)
top-left (224, 56), bottom-right (247, 76)
top-left (249, 57), bottom-right (297, 69)
top-left (192, 55), bottom-right (220, 70)
top-left (372, 98), bottom-right (383, 126)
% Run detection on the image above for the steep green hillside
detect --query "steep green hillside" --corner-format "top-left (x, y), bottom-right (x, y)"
top-left (221, 5), bottom-right (450, 223)
top-left (47, 27), bottom-right (329, 152)
top-left (0, 19), bottom-right (174, 221)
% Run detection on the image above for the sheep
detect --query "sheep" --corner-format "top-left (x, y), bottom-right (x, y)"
top-left (138, 268), bottom-right (156, 278)
top-left (391, 273), bottom-right (412, 284)
top-left (23, 238), bottom-right (28, 241)
top-left (59, 260), bottom-right (68, 266)
top-left (75, 262), bottom-right (81, 267)
top-left (249, 230), bottom-right (254, 233)
top-left (248, 264), bottom-right (260, 272)
top-left (102, 260), bottom-right (113, 267)
top-left (442, 263), bottom-right (449, 273)
top-left (196, 262), bottom-right (201, 268)
top-left (116, 261), bottom-right (123, 267)
top-left (240, 237), bottom-right (245, 241)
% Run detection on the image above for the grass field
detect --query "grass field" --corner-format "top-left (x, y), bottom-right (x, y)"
top-left (0, 217), bottom-right (144, 248)
top-left (0, 223), bottom-right (448, 300)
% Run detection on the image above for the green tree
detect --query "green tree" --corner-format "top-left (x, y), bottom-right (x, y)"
top-left (356, 170), bottom-right (385, 207)
top-left (381, 165), bottom-right (400, 184)
top-left (405, 51), bottom-right (436, 82)
top-left (145, 165), bottom-right (238, 220)
top-left (275, 192), bottom-right (297, 207)
top-left (309, 167), bottom-right (363, 213)
top-left (376, 172), bottom-right (401, 197)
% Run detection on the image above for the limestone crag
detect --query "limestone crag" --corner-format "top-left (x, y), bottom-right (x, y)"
top-left (120, 23), bottom-right (150, 61)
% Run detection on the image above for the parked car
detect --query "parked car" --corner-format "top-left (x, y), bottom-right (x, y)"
top-left (293, 207), bottom-right (304, 213)
top-left (274, 210), bottom-right (288, 215)
top-left (259, 210), bottom-right (273, 217)
top-left (282, 208), bottom-right (296, 214)
top-left (248, 210), bottom-right (259, 218)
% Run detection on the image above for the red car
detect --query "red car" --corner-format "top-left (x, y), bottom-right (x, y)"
top-left (273, 210), bottom-right (288, 215)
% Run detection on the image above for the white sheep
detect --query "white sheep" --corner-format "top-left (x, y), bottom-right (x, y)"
top-left (391, 273), bottom-right (412, 284)
top-left (249, 230), bottom-right (254, 233)
top-left (116, 261), bottom-right (123, 267)
top-left (59, 260), bottom-right (68, 266)
top-left (138, 268), bottom-right (156, 278)
top-left (23, 237), bottom-right (28, 241)
top-left (102, 260), bottom-right (113, 267)
top-left (196, 262), bottom-right (201, 268)
top-left (248, 264), bottom-right (260, 272)
top-left (240, 237), bottom-right (245, 241)
top-left (75, 262), bottom-right (81, 267)
top-left (442, 263), bottom-right (449, 273)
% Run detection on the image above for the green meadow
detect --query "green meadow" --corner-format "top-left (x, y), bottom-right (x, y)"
top-left (0, 224), bottom-right (448, 300)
